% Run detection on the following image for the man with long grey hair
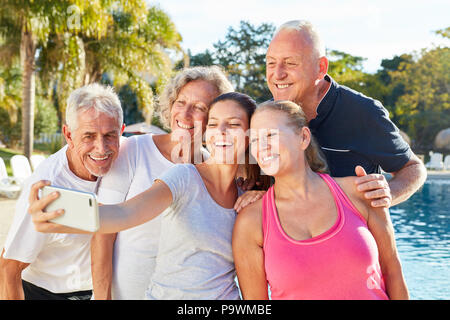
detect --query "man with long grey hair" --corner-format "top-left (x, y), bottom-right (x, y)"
top-left (0, 83), bottom-right (124, 300)
top-left (266, 20), bottom-right (426, 208)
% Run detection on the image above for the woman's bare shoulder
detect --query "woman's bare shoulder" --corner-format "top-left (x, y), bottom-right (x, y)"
top-left (235, 198), bottom-right (263, 233)
top-left (335, 176), bottom-right (362, 200)
top-left (234, 198), bottom-right (264, 245)
top-left (334, 176), bottom-right (370, 220)
top-left (238, 198), bottom-right (263, 222)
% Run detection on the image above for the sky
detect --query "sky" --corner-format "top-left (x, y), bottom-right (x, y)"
top-left (150, 0), bottom-right (449, 73)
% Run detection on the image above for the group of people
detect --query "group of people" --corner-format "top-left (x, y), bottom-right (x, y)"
top-left (0, 20), bottom-right (427, 300)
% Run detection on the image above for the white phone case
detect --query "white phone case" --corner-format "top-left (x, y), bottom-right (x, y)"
top-left (42, 185), bottom-right (99, 232)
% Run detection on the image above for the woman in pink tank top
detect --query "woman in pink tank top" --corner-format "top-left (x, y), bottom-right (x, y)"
top-left (232, 100), bottom-right (409, 300)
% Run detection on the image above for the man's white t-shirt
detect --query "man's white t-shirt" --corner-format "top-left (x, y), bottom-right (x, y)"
top-left (3, 145), bottom-right (97, 293)
top-left (97, 134), bottom-right (174, 300)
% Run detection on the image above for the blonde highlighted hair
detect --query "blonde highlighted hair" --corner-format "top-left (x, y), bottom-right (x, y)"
top-left (255, 100), bottom-right (328, 173)
top-left (157, 66), bottom-right (234, 130)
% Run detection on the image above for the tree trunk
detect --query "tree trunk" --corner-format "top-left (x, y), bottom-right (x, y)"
top-left (20, 28), bottom-right (36, 160)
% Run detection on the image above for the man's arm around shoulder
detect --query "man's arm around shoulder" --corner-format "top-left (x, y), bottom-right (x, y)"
top-left (388, 153), bottom-right (427, 206)
top-left (355, 153), bottom-right (427, 208)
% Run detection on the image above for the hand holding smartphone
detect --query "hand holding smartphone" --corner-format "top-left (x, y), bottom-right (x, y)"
top-left (41, 185), bottom-right (99, 232)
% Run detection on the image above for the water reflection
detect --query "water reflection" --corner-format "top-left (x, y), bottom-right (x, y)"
top-left (391, 179), bottom-right (450, 300)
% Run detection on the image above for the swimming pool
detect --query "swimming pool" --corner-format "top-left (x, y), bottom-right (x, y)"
top-left (391, 178), bottom-right (450, 300)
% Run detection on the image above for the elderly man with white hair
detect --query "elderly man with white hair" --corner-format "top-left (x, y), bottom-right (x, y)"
top-left (0, 83), bottom-right (124, 300)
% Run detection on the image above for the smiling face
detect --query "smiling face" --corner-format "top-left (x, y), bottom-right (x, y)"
top-left (250, 108), bottom-right (310, 176)
top-left (266, 29), bottom-right (321, 105)
top-left (64, 107), bottom-right (123, 181)
top-left (205, 100), bottom-right (250, 165)
top-left (170, 80), bottom-right (219, 137)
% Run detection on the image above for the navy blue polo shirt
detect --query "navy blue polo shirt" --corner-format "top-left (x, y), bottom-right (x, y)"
top-left (308, 75), bottom-right (412, 177)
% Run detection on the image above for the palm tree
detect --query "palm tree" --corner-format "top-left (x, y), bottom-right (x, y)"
top-left (0, 0), bottom-right (54, 159)
top-left (38, 2), bottom-right (182, 125)
top-left (0, 1), bottom-right (182, 157)
top-left (0, 63), bottom-right (22, 147)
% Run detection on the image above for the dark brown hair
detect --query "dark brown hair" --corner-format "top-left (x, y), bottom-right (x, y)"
top-left (209, 92), bottom-right (272, 190)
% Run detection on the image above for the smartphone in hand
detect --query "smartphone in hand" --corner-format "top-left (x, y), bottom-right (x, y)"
top-left (42, 185), bottom-right (99, 232)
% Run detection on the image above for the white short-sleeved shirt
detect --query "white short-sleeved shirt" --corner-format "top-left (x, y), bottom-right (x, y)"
top-left (97, 134), bottom-right (174, 300)
top-left (3, 146), bottom-right (97, 293)
top-left (146, 164), bottom-right (240, 300)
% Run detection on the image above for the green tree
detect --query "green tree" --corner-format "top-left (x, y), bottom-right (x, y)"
top-left (184, 49), bottom-right (215, 68)
top-left (0, 1), bottom-right (182, 157)
top-left (0, 63), bottom-right (21, 128)
top-left (328, 50), bottom-right (365, 79)
top-left (213, 21), bottom-right (275, 102)
top-left (0, 0), bottom-right (58, 158)
top-left (38, 2), bottom-right (182, 125)
top-left (435, 26), bottom-right (450, 39)
top-left (0, 63), bottom-right (22, 147)
top-left (327, 49), bottom-right (369, 93)
top-left (178, 21), bottom-right (275, 102)
top-left (391, 45), bottom-right (450, 149)
top-left (327, 50), bottom-right (417, 128)
top-left (34, 95), bottom-right (59, 137)
top-left (326, 50), bottom-right (394, 121)
top-left (0, 62), bottom-right (59, 148)
top-left (371, 54), bottom-right (414, 124)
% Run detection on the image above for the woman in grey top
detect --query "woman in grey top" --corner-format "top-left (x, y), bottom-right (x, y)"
top-left (29, 92), bottom-right (269, 300)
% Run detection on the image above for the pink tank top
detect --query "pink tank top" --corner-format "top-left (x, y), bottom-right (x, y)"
top-left (262, 173), bottom-right (389, 300)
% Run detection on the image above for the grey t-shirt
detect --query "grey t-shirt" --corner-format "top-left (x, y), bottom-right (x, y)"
top-left (145, 164), bottom-right (240, 300)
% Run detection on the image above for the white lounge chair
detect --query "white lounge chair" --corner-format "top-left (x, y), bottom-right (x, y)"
top-left (0, 157), bottom-right (21, 198)
top-left (30, 154), bottom-right (46, 171)
top-left (425, 152), bottom-right (444, 170)
top-left (444, 155), bottom-right (450, 171)
top-left (10, 155), bottom-right (32, 185)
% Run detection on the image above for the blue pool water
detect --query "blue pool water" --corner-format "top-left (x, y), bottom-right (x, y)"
top-left (391, 178), bottom-right (450, 300)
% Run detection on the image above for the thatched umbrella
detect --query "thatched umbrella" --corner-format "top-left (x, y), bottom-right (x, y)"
top-left (434, 128), bottom-right (450, 150)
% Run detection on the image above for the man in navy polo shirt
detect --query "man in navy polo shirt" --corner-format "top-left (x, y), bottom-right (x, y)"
top-left (266, 20), bottom-right (427, 207)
